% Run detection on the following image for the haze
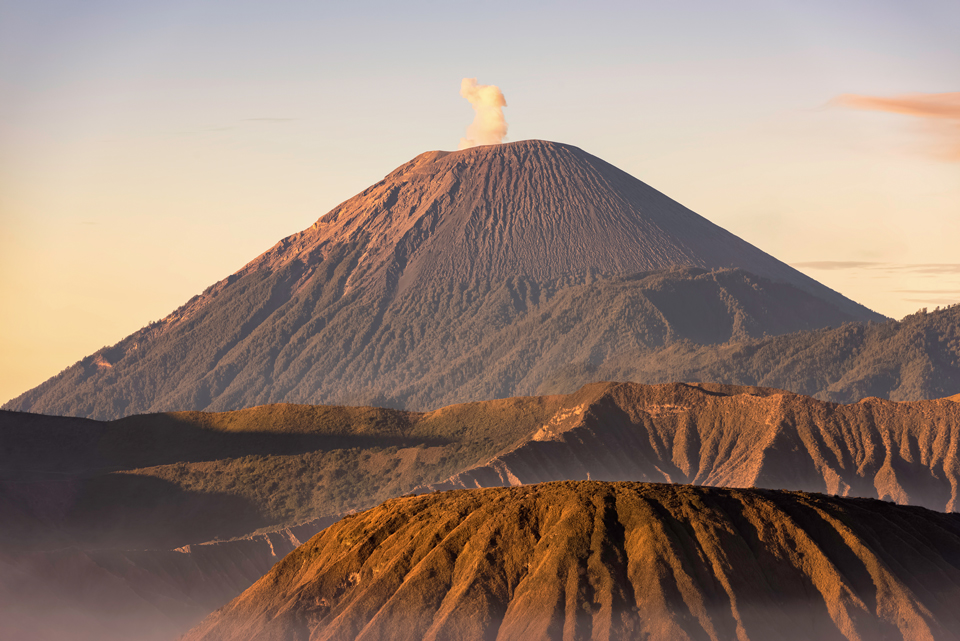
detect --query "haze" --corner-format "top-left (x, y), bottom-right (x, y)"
top-left (1, 0), bottom-right (959, 405)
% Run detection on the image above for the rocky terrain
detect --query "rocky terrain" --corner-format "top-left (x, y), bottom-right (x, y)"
top-left (184, 481), bottom-right (960, 641)
top-left (4, 140), bottom-right (882, 420)
top-left (426, 381), bottom-right (960, 513)
top-left (5, 381), bottom-right (960, 639)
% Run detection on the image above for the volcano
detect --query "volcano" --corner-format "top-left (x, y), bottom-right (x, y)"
top-left (183, 481), bottom-right (960, 641)
top-left (5, 140), bottom-right (882, 419)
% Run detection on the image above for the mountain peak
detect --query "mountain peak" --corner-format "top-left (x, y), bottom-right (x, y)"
top-left (5, 141), bottom-right (885, 419)
top-left (293, 139), bottom-right (872, 309)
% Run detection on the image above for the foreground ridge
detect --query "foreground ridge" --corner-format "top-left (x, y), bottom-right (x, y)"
top-left (185, 481), bottom-right (960, 641)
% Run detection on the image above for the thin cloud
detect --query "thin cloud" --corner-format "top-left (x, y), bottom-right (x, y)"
top-left (792, 261), bottom-right (881, 270)
top-left (905, 298), bottom-right (960, 305)
top-left (832, 92), bottom-right (960, 161)
top-left (793, 261), bottom-right (960, 274)
top-left (834, 92), bottom-right (960, 119)
top-left (895, 289), bottom-right (960, 294)
top-left (892, 264), bottom-right (960, 275)
top-left (243, 118), bottom-right (296, 123)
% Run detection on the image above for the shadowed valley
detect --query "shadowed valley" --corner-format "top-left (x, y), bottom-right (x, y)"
top-left (0, 396), bottom-right (565, 640)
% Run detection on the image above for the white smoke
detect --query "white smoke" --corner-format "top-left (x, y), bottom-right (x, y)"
top-left (458, 78), bottom-right (508, 150)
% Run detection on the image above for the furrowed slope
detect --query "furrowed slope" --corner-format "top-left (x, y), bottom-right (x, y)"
top-left (428, 381), bottom-right (960, 512)
top-left (6, 383), bottom-right (960, 639)
top-left (4, 140), bottom-right (880, 420)
top-left (184, 481), bottom-right (960, 641)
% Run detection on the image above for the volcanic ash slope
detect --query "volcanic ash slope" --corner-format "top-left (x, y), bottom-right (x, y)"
top-left (183, 481), bottom-right (960, 641)
top-left (4, 140), bottom-right (881, 420)
top-left (430, 381), bottom-right (960, 513)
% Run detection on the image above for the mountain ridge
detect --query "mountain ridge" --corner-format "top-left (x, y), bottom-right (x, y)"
top-left (6, 381), bottom-right (960, 640)
top-left (418, 380), bottom-right (960, 512)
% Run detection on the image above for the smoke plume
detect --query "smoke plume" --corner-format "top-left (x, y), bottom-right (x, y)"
top-left (833, 92), bottom-right (960, 161)
top-left (458, 78), bottom-right (508, 150)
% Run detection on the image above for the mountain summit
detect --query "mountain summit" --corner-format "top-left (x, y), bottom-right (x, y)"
top-left (232, 140), bottom-right (870, 308)
top-left (6, 141), bottom-right (882, 419)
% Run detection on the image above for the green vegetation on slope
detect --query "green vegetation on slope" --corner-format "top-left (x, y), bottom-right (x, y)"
top-left (5, 267), bottom-right (877, 419)
top-left (543, 303), bottom-right (960, 403)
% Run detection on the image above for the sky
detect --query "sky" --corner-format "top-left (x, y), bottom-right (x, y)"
top-left (1, 0), bottom-right (959, 405)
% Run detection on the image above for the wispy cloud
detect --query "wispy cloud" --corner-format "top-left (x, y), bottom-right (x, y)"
top-left (834, 92), bottom-right (960, 119)
top-left (166, 119), bottom-right (294, 136)
top-left (905, 298), bottom-right (960, 306)
top-left (832, 92), bottom-right (960, 161)
top-left (898, 265), bottom-right (960, 275)
top-left (794, 262), bottom-right (960, 274)
top-left (791, 261), bottom-right (880, 271)
top-left (894, 289), bottom-right (960, 294)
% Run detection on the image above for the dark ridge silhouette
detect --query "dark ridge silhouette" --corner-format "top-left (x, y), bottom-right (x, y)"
top-left (183, 481), bottom-right (960, 641)
top-left (0, 395), bottom-right (564, 551)
top-left (1, 396), bottom-right (565, 641)
top-left (7, 379), bottom-right (960, 555)
top-left (3, 140), bottom-right (882, 420)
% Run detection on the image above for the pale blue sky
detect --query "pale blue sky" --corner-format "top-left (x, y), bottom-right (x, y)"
top-left (2, 0), bottom-right (959, 403)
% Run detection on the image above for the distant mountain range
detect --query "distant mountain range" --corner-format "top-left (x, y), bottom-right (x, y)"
top-left (4, 140), bottom-right (892, 420)
top-left (183, 481), bottom-right (960, 641)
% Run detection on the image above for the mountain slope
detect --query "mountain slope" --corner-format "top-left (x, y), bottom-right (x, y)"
top-left (3, 140), bottom-right (881, 420)
top-left (425, 381), bottom-right (960, 512)
top-left (6, 379), bottom-right (960, 553)
top-left (6, 382), bottom-right (960, 640)
top-left (183, 481), bottom-right (960, 641)
top-left (542, 303), bottom-right (960, 403)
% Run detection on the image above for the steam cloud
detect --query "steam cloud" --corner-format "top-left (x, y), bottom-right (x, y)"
top-left (458, 78), bottom-right (508, 150)
top-left (833, 92), bottom-right (960, 161)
